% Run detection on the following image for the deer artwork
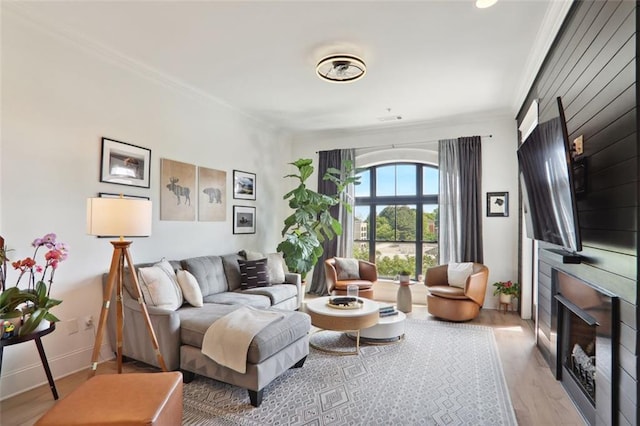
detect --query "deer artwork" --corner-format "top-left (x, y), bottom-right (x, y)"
top-left (202, 187), bottom-right (222, 204)
top-left (166, 177), bottom-right (191, 206)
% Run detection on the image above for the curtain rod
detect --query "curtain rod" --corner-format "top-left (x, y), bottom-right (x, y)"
top-left (315, 134), bottom-right (492, 153)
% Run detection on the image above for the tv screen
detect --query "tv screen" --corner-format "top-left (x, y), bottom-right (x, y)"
top-left (517, 97), bottom-right (582, 252)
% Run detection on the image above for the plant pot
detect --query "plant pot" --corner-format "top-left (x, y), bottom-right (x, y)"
top-left (32, 319), bottom-right (51, 333)
top-left (398, 274), bottom-right (411, 284)
top-left (499, 293), bottom-right (512, 304)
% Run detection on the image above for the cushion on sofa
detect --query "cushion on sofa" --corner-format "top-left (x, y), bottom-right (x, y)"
top-left (221, 254), bottom-right (243, 291)
top-left (138, 259), bottom-right (184, 310)
top-left (178, 304), bottom-right (311, 364)
top-left (244, 251), bottom-right (287, 284)
top-left (202, 291), bottom-right (271, 309)
top-left (240, 284), bottom-right (298, 306)
top-left (181, 256), bottom-right (228, 297)
top-left (238, 258), bottom-right (270, 289)
top-left (176, 269), bottom-right (204, 307)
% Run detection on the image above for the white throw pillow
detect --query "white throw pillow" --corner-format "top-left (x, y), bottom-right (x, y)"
top-left (138, 259), bottom-right (183, 310)
top-left (176, 269), bottom-right (204, 307)
top-left (335, 257), bottom-right (360, 280)
top-left (447, 262), bottom-right (474, 288)
top-left (246, 251), bottom-right (287, 284)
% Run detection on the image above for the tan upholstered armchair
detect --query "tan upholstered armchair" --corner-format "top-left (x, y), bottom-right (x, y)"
top-left (324, 258), bottom-right (377, 299)
top-left (425, 263), bottom-right (489, 322)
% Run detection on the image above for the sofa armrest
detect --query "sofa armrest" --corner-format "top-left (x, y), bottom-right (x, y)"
top-left (284, 272), bottom-right (303, 308)
top-left (106, 291), bottom-right (182, 371)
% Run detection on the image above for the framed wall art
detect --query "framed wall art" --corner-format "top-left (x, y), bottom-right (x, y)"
top-left (487, 192), bottom-right (509, 217)
top-left (97, 193), bottom-right (150, 238)
top-left (233, 205), bottom-right (256, 234)
top-left (233, 170), bottom-right (256, 200)
top-left (100, 137), bottom-right (151, 188)
top-left (198, 166), bottom-right (227, 222)
top-left (160, 158), bottom-right (196, 221)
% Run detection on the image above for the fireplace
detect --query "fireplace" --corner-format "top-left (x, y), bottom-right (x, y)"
top-left (552, 269), bottom-right (618, 425)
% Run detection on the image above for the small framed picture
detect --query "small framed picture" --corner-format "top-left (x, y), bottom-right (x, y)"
top-left (487, 192), bottom-right (509, 217)
top-left (100, 137), bottom-right (151, 188)
top-left (98, 192), bottom-right (149, 200)
top-left (233, 170), bottom-right (256, 200)
top-left (233, 205), bottom-right (256, 234)
top-left (97, 193), bottom-right (150, 238)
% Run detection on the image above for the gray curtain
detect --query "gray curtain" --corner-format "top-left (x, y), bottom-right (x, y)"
top-left (438, 139), bottom-right (461, 263)
top-left (438, 136), bottom-right (483, 264)
top-left (336, 149), bottom-right (356, 258)
top-left (308, 149), bottom-right (341, 295)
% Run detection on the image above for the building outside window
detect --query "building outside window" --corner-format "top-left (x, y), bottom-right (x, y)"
top-left (352, 163), bottom-right (438, 279)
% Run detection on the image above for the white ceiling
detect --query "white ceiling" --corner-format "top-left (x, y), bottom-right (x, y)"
top-left (5, 1), bottom-right (572, 134)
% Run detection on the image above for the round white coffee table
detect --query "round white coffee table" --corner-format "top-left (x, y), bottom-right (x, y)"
top-left (358, 310), bottom-right (406, 342)
top-left (305, 296), bottom-right (379, 355)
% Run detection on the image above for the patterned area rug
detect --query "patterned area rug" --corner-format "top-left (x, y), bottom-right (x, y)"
top-left (183, 319), bottom-right (517, 425)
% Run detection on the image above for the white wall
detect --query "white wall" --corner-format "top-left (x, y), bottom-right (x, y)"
top-left (1, 12), bottom-right (291, 399)
top-left (292, 115), bottom-right (520, 310)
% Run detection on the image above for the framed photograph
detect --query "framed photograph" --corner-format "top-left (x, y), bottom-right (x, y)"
top-left (198, 166), bottom-right (227, 222)
top-left (99, 192), bottom-right (149, 200)
top-left (100, 138), bottom-right (151, 188)
top-left (160, 158), bottom-right (196, 221)
top-left (487, 192), bottom-right (509, 217)
top-left (97, 193), bottom-right (150, 238)
top-left (233, 170), bottom-right (256, 200)
top-left (233, 205), bottom-right (256, 234)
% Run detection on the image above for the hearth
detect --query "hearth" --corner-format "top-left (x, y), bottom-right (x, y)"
top-left (551, 269), bottom-right (618, 425)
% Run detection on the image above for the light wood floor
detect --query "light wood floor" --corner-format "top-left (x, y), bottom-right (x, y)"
top-left (1, 282), bottom-right (585, 425)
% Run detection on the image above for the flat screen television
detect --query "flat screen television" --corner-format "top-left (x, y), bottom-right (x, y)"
top-left (517, 97), bottom-right (582, 253)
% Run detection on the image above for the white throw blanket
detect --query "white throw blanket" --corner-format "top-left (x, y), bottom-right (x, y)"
top-left (201, 306), bottom-right (284, 374)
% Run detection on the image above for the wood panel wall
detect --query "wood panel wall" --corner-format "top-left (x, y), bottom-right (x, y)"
top-left (516, 1), bottom-right (637, 424)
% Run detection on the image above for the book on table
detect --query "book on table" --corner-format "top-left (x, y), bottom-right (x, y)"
top-left (378, 304), bottom-right (397, 317)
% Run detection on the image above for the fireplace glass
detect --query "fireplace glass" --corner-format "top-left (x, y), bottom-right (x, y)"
top-left (561, 309), bottom-right (596, 404)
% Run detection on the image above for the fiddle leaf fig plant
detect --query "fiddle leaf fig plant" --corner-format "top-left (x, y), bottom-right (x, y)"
top-left (277, 158), bottom-right (360, 278)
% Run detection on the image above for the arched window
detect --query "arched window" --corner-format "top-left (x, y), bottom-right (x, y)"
top-left (353, 162), bottom-right (438, 279)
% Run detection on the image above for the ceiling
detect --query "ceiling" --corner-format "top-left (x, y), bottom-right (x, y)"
top-left (5, 1), bottom-right (572, 134)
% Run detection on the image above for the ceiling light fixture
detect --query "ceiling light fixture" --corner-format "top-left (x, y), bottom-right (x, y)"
top-left (316, 54), bottom-right (366, 83)
top-left (475, 0), bottom-right (498, 8)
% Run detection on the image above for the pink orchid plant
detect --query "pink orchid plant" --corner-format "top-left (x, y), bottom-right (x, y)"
top-left (0, 233), bottom-right (69, 336)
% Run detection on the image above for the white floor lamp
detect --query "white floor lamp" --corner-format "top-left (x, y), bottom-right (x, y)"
top-left (86, 196), bottom-right (167, 375)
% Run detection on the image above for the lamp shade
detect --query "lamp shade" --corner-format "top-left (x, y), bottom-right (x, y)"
top-left (86, 197), bottom-right (152, 237)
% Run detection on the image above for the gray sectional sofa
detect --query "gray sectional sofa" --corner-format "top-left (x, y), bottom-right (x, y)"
top-left (105, 252), bottom-right (310, 407)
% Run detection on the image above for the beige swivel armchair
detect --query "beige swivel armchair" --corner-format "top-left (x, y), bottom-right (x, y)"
top-left (324, 258), bottom-right (377, 299)
top-left (425, 263), bottom-right (489, 321)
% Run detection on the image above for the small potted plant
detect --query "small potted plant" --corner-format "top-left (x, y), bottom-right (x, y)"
top-left (398, 270), bottom-right (412, 284)
top-left (493, 280), bottom-right (520, 304)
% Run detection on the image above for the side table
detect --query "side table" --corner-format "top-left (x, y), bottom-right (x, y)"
top-left (395, 280), bottom-right (416, 313)
top-left (0, 322), bottom-right (58, 399)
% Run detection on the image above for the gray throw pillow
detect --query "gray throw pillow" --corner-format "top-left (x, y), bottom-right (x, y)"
top-left (335, 257), bottom-right (360, 280)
